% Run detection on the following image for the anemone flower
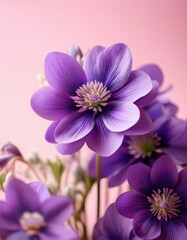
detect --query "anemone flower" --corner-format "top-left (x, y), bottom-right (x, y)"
top-left (0, 178), bottom-right (79, 240)
top-left (31, 43), bottom-right (153, 157)
top-left (93, 203), bottom-right (142, 240)
top-left (89, 102), bottom-right (187, 187)
top-left (0, 142), bottom-right (22, 170)
top-left (116, 155), bottom-right (187, 240)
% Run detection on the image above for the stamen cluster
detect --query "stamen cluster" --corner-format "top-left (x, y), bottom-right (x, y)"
top-left (147, 188), bottom-right (181, 221)
top-left (73, 80), bottom-right (111, 112)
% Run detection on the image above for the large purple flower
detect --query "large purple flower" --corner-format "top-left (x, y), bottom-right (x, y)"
top-left (0, 178), bottom-right (79, 240)
top-left (93, 203), bottom-right (142, 240)
top-left (89, 102), bottom-right (187, 186)
top-left (31, 43), bottom-right (153, 156)
top-left (116, 155), bottom-right (187, 240)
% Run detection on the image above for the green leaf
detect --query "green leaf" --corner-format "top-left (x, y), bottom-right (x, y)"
top-left (47, 158), bottom-right (65, 185)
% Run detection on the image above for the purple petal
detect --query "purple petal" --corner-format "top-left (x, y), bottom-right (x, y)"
top-left (176, 168), bottom-right (187, 202)
top-left (102, 102), bottom-right (140, 132)
top-left (39, 224), bottom-right (79, 240)
top-left (135, 80), bottom-right (159, 107)
top-left (45, 52), bottom-right (87, 95)
top-left (116, 191), bottom-right (149, 218)
top-left (86, 116), bottom-right (124, 156)
top-left (139, 64), bottom-right (163, 85)
top-left (150, 155), bottom-right (178, 189)
top-left (55, 111), bottom-right (95, 143)
top-left (41, 196), bottom-right (72, 223)
top-left (157, 118), bottom-right (186, 144)
top-left (45, 121), bottom-right (59, 143)
top-left (94, 43), bottom-right (132, 91)
top-left (108, 167), bottom-right (128, 187)
top-left (164, 147), bottom-right (187, 165)
top-left (83, 45), bottom-right (105, 82)
top-left (102, 203), bottom-right (132, 239)
top-left (133, 210), bottom-right (161, 239)
top-left (159, 220), bottom-right (187, 240)
top-left (124, 108), bottom-right (153, 135)
top-left (127, 163), bottom-right (152, 195)
top-left (0, 201), bottom-right (20, 234)
top-left (29, 182), bottom-right (50, 202)
top-left (31, 87), bottom-right (74, 121)
top-left (56, 138), bottom-right (85, 155)
top-left (6, 231), bottom-right (30, 240)
top-left (115, 70), bottom-right (152, 103)
top-left (6, 178), bottom-right (40, 213)
top-left (0, 153), bottom-right (14, 168)
top-left (1, 142), bottom-right (21, 156)
top-left (93, 218), bottom-right (106, 239)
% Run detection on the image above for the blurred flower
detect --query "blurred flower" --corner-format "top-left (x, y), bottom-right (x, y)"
top-left (89, 103), bottom-right (187, 187)
top-left (0, 142), bottom-right (22, 170)
top-left (67, 44), bottom-right (83, 64)
top-left (31, 43), bottom-right (153, 156)
top-left (0, 178), bottom-right (79, 240)
top-left (116, 155), bottom-right (187, 240)
top-left (93, 203), bottom-right (142, 240)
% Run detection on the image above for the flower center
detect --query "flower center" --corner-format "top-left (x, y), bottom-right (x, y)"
top-left (127, 132), bottom-right (161, 159)
top-left (20, 212), bottom-right (45, 235)
top-left (147, 188), bottom-right (181, 221)
top-left (72, 80), bottom-right (111, 112)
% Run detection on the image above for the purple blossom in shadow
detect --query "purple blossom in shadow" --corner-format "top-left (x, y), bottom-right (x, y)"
top-left (31, 43), bottom-right (153, 157)
top-left (0, 142), bottom-right (22, 170)
top-left (116, 155), bottom-right (187, 240)
top-left (0, 178), bottom-right (79, 240)
top-left (93, 203), bottom-right (142, 240)
top-left (89, 102), bottom-right (187, 187)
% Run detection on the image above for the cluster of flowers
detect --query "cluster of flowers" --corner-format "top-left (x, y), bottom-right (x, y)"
top-left (0, 43), bottom-right (187, 240)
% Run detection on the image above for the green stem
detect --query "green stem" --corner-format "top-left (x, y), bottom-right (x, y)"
top-left (96, 154), bottom-right (101, 220)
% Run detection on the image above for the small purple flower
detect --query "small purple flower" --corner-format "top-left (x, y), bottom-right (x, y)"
top-left (93, 203), bottom-right (142, 240)
top-left (89, 102), bottom-right (187, 187)
top-left (0, 178), bottom-right (79, 240)
top-left (116, 155), bottom-right (187, 240)
top-left (31, 43), bottom-right (153, 156)
top-left (0, 142), bottom-right (22, 170)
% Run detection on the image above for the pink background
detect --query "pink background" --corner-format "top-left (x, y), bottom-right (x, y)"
top-left (0, 0), bottom-right (187, 158)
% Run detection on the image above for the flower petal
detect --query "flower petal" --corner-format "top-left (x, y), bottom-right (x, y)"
top-left (45, 52), bottom-right (87, 95)
top-left (6, 178), bottom-right (40, 213)
top-left (95, 43), bottom-right (132, 91)
top-left (102, 102), bottom-right (140, 132)
top-left (83, 45), bottom-right (105, 82)
top-left (6, 231), bottom-right (30, 240)
top-left (86, 116), bottom-right (124, 156)
top-left (159, 219), bottom-right (187, 240)
top-left (114, 70), bottom-right (152, 103)
top-left (164, 146), bottom-right (187, 165)
top-left (45, 121), bottom-right (59, 143)
top-left (139, 64), bottom-right (163, 85)
top-left (31, 87), bottom-right (74, 121)
top-left (56, 138), bottom-right (85, 155)
top-left (55, 111), bottom-right (95, 143)
top-left (127, 163), bottom-right (152, 195)
top-left (150, 155), bottom-right (178, 189)
top-left (41, 196), bottom-right (72, 223)
top-left (0, 153), bottom-right (15, 169)
top-left (175, 168), bottom-right (187, 202)
top-left (124, 108), bottom-right (153, 135)
top-left (102, 204), bottom-right (132, 239)
top-left (116, 191), bottom-right (149, 218)
top-left (133, 210), bottom-right (161, 239)
top-left (29, 182), bottom-right (50, 202)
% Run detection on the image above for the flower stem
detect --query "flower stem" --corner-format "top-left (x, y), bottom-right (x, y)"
top-left (96, 154), bottom-right (101, 220)
top-left (15, 156), bottom-right (42, 182)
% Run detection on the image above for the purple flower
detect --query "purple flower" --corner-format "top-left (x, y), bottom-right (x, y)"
top-left (89, 103), bottom-right (187, 187)
top-left (31, 43), bottom-right (153, 156)
top-left (0, 178), bottom-right (79, 240)
top-left (116, 155), bottom-right (187, 240)
top-left (0, 142), bottom-right (22, 170)
top-left (93, 203), bottom-right (142, 240)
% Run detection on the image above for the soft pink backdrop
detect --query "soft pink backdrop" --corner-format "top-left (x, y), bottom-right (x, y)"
top-left (0, 0), bottom-right (187, 158)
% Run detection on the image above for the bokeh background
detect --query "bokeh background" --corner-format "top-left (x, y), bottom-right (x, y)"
top-left (0, 0), bottom-right (187, 158)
